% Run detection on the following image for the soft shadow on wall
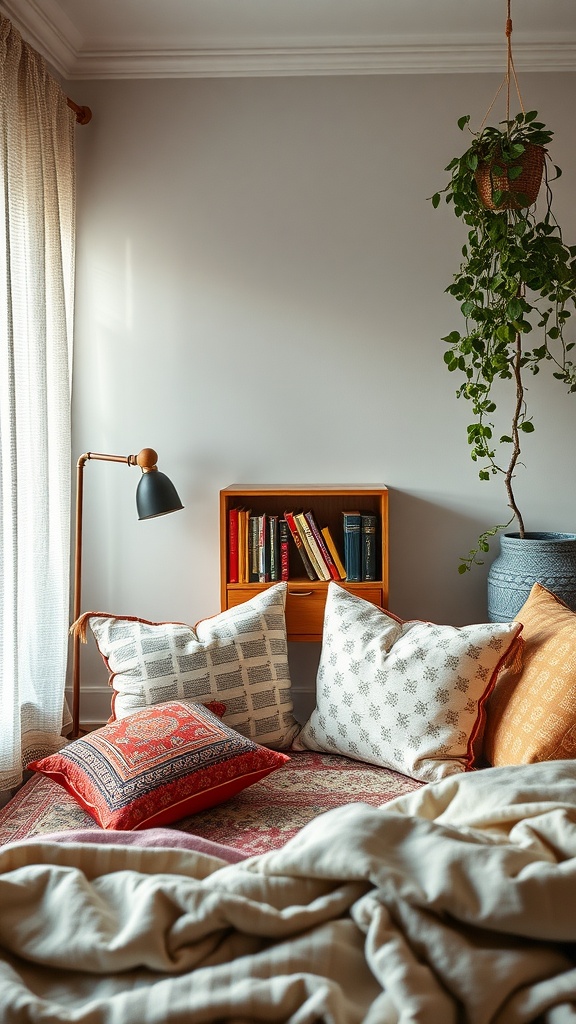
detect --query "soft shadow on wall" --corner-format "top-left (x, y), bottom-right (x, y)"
top-left (388, 489), bottom-right (493, 626)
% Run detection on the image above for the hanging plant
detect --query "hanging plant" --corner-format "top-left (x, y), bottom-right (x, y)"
top-left (430, 5), bottom-right (576, 573)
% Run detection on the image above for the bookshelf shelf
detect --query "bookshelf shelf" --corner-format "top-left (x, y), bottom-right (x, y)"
top-left (219, 484), bottom-right (388, 641)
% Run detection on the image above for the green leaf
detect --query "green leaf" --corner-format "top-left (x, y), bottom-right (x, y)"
top-left (520, 422), bottom-right (535, 433)
top-left (431, 193), bottom-right (441, 208)
top-left (457, 115), bottom-right (471, 131)
top-left (506, 298), bottom-right (523, 319)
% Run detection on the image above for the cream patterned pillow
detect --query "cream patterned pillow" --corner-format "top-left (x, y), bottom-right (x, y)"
top-left (296, 584), bottom-right (523, 782)
top-left (75, 584), bottom-right (300, 749)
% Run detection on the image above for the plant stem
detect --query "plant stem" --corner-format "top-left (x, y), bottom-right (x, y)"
top-left (506, 326), bottom-right (526, 537)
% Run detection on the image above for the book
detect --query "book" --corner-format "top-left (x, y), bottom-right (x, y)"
top-left (361, 513), bottom-right (377, 581)
top-left (269, 514), bottom-right (280, 581)
top-left (284, 511), bottom-right (316, 580)
top-left (321, 525), bottom-right (346, 580)
top-left (304, 510), bottom-right (341, 582)
top-left (342, 511), bottom-right (362, 582)
top-left (257, 513), bottom-right (269, 583)
top-left (238, 508), bottom-right (250, 583)
top-left (294, 512), bottom-right (331, 581)
top-left (279, 518), bottom-right (290, 581)
top-left (228, 507), bottom-right (239, 583)
top-left (249, 513), bottom-right (259, 582)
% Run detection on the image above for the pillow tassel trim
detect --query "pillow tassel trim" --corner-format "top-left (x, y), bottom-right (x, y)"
top-left (70, 610), bottom-right (191, 644)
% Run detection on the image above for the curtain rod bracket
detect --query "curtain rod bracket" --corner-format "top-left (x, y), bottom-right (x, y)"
top-left (66, 98), bottom-right (92, 125)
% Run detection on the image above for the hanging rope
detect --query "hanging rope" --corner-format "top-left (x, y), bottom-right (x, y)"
top-left (505, 0), bottom-right (525, 119)
top-left (480, 0), bottom-right (526, 131)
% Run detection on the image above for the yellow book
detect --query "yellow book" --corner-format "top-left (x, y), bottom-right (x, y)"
top-left (294, 512), bottom-right (331, 581)
top-left (321, 526), bottom-right (347, 580)
top-left (238, 508), bottom-right (251, 583)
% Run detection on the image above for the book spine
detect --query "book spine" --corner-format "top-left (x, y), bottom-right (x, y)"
top-left (305, 511), bottom-right (341, 582)
top-left (249, 513), bottom-right (259, 582)
top-left (228, 507), bottom-right (239, 583)
top-left (321, 525), bottom-right (346, 580)
top-left (342, 511), bottom-right (362, 582)
top-left (258, 513), bottom-right (269, 583)
top-left (294, 512), bottom-right (331, 581)
top-left (238, 509), bottom-right (247, 583)
top-left (361, 513), bottom-right (377, 581)
top-left (279, 518), bottom-right (290, 581)
top-left (284, 511), bottom-right (317, 580)
top-left (269, 514), bottom-right (280, 581)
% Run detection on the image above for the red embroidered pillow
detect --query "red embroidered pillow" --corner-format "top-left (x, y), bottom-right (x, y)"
top-left (29, 700), bottom-right (289, 831)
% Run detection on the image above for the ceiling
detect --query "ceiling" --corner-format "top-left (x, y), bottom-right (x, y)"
top-left (3, 0), bottom-right (576, 79)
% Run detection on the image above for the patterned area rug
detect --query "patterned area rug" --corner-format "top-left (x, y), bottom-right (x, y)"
top-left (0, 750), bottom-right (421, 855)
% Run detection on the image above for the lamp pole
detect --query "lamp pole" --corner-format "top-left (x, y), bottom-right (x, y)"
top-left (71, 449), bottom-right (182, 737)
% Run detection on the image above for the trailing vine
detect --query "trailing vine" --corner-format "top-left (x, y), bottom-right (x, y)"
top-left (431, 111), bottom-right (576, 572)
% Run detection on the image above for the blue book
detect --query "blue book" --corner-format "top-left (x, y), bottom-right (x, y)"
top-left (342, 511), bottom-right (362, 582)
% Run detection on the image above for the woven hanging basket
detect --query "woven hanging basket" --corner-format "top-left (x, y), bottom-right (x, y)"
top-left (474, 142), bottom-right (545, 211)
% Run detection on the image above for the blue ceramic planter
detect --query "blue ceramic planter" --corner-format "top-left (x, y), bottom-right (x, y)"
top-left (487, 532), bottom-right (576, 622)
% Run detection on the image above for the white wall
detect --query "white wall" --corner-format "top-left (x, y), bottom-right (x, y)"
top-left (70, 72), bottom-right (576, 722)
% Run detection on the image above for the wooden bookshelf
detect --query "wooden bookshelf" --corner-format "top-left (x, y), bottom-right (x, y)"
top-left (220, 484), bottom-right (388, 641)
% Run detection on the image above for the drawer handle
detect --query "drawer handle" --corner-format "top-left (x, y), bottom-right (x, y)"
top-left (289, 589), bottom-right (313, 597)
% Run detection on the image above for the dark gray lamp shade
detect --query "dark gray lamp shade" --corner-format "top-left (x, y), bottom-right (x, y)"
top-left (136, 470), bottom-right (184, 520)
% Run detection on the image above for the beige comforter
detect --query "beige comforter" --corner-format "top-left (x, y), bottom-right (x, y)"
top-left (2, 760), bottom-right (576, 1023)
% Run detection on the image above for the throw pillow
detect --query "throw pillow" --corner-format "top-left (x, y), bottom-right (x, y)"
top-left (29, 699), bottom-right (290, 830)
top-left (74, 583), bottom-right (299, 749)
top-left (295, 583), bottom-right (523, 783)
top-left (484, 583), bottom-right (576, 765)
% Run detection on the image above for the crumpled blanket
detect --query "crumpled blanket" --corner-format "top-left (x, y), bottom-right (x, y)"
top-left (2, 759), bottom-right (576, 1023)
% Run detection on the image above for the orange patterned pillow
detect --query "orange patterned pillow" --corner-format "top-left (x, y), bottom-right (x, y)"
top-left (29, 700), bottom-right (289, 830)
top-left (484, 584), bottom-right (576, 765)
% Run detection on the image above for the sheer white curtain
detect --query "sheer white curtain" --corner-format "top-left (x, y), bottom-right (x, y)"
top-left (0, 15), bottom-right (75, 793)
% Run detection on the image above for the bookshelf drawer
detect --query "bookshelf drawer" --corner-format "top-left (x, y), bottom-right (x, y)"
top-left (226, 583), bottom-right (384, 641)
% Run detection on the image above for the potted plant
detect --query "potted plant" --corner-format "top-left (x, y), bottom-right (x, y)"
top-left (431, 110), bottom-right (576, 620)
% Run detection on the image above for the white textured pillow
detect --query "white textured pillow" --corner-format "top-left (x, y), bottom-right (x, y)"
top-left (77, 583), bottom-right (299, 749)
top-left (296, 584), bottom-right (523, 782)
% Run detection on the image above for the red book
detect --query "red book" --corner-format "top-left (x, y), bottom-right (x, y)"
top-left (284, 511), bottom-right (316, 581)
top-left (279, 519), bottom-right (290, 581)
top-left (228, 507), bottom-right (239, 583)
top-left (304, 510), bottom-right (341, 582)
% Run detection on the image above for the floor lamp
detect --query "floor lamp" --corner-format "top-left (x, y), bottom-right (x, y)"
top-left (71, 447), bottom-right (183, 738)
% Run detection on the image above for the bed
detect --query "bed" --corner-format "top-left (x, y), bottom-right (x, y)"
top-left (2, 580), bottom-right (576, 1021)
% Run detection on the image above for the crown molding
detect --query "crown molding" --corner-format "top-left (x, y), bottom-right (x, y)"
top-left (62, 42), bottom-right (576, 79)
top-left (2, 0), bottom-right (80, 79)
top-left (3, 1), bottom-right (576, 79)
